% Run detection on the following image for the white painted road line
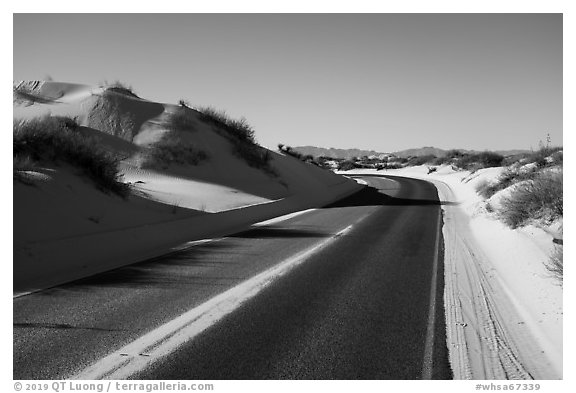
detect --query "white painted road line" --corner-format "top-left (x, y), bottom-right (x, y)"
top-left (251, 208), bottom-right (317, 227)
top-left (14, 210), bottom-right (318, 300)
top-left (421, 206), bottom-right (443, 379)
top-left (72, 217), bottom-right (369, 380)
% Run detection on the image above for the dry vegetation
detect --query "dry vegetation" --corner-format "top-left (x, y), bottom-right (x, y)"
top-left (102, 80), bottom-right (139, 98)
top-left (195, 106), bottom-right (255, 144)
top-left (277, 144), bottom-right (330, 169)
top-left (472, 146), bottom-right (563, 281)
top-left (475, 168), bottom-right (539, 199)
top-left (13, 115), bottom-right (129, 196)
top-left (142, 134), bottom-right (208, 170)
top-left (143, 109), bottom-right (208, 169)
top-left (196, 106), bottom-right (275, 175)
top-left (546, 245), bottom-right (563, 283)
top-left (165, 107), bottom-right (198, 133)
top-left (498, 170), bottom-right (563, 229)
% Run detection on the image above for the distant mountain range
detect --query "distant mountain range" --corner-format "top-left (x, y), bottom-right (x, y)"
top-left (291, 145), bottom-right (530, 159)
top-left (290, 146), bottom-right (385, 160)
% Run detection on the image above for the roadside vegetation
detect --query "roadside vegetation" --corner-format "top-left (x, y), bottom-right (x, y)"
top-left (497, 169), bottom-right (562, 229)
top-left (472, 145), bottom-right (563, 281)
top-left (13, 115), bottom-right (130, 196)
top-left (547, 246), bottom-right (563, 283)
top-left (196, 106), bottom-right (275, 175)
top-left (277, 144), bottom-right (332, 169)
top-left (338, 160), bottom-right (358, 171)
top-left (295, 142), bottom-right (563, 281)
top-left (320, 149), bottom-right (508, 172)
top-left (501, 168), bottom-right (563, 283)
top-left (407, 155), bottom-right (437, 167)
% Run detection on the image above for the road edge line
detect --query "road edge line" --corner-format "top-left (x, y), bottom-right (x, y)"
top-left (71, 220), bottom-right (365, 380)
top-left (421, 205), bottom-right (443, 379)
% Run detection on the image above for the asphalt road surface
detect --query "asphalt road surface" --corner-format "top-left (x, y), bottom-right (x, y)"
top-left (13, 175), bottom-right (452, 380)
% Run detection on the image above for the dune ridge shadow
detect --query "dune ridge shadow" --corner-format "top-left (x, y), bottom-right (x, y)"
top-left (31, 225), bottom-right (330, 293)
top-left (324, 182), bottom-right (459, 208)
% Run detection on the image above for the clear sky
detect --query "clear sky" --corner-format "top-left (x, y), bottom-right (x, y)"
top-left (13, 13), bottom-right (562, 152)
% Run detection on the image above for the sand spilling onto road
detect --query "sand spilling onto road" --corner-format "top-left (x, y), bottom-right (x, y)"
top-left (343, 166), bottom-right (562, 379)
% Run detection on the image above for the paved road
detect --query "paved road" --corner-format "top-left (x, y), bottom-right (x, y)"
top-left (13, 175), bottom-right (451, 380)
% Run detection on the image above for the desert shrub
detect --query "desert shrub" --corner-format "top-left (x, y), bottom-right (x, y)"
top-left (313, 156), bottom-right (332, 169)
top-left (289, 151), bottom-right (303, 160)
top-left (546, 245), bottom-right (563, 283)
top-left (195, 106), bottom-right (256, 145)
top-left (196, 106), bottom-right (275, 174)
top-left (13, 115), bottom-right (129, 196)
top-left (502, 154), bottom-right (526, 167)
top-left (142, 133), bottom-right (208, 169)
top-left (235, 140), bottom-right (274, 173)
top-left (499, 170), bottom-right (563, 229)
top-left (550, 150), bottom-right (563, 165)
top-left (13, 154), bottom-right (37, 172)
top-left (475, 179), bottom-right (494, 199)
top-left (233, 142), bottom-right (274, 173)
top-left (103, 80), bottom-right (138, 98)
top-left (457, 152), bottom-right (504, 170)
top-left (445, 149), bottom-right (466, 158)
top-left (432, 156), bottom-right (452, 165)
top-left (477, 168), bottom-right (540, 199)
top-left (13, 154), bottom-right (38, 183)
top-left (406, 155), bottom-right (436, 166)
top-left (338, 161), bottom-right (357, 171)
top-left (510, 146), bottom-right (563, 168)
top-left (166, 107), bottom-right (197, 133)
top-left (385, 162), bottom-right (403, 169)
top-left (433, 150), bottom-right (465, 166)
top-left (278, 144), bottom-right (304, 160)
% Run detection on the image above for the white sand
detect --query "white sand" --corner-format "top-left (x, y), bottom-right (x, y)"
top-left (342, 166), bottom-right (562, 379)
top-left (13, 81), bottom-right (361, 293)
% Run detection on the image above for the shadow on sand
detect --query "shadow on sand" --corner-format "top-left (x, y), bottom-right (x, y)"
top-left (30, 226), bottom-right (330, 292)
top-left (324, 180), bottom-right (459, 209)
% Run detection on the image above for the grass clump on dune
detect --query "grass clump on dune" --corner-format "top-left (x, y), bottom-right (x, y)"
top-left (196, 106), bottom-right (274, 174)
top-left (142, 132), bottom-right (209, 170)
top-left (165, 107), bottom-right (198, 133)
top-left (475, 168), bottom-right (539, 199)
top-left (195, 106), bottom-right (256, 144)
top-left (13, 115), bottom-right (130, 196)
top-left (498, 170), bottom-right (562, 229)
top-left (102, 80), bottom-right (139, 98)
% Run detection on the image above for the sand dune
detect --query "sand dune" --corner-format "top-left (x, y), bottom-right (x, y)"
top-left (13, 80), bottom-right (361, 292)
